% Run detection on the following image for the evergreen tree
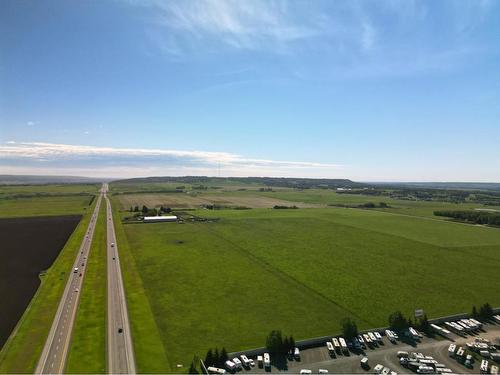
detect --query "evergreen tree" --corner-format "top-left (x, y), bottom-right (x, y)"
top-left (341, 317), bottom-right (359, 340)
top-left (388, 311), bottom-right (409, 331)
top-left (214, 348), bottom-right (220, 367)
top-left (479, 303), bottom-right (493, 320)
top-left (266, 330), bottom-right (283, 355)
top-left (205, 349), bottom-right (214, 367)
top-left (472, 306), bottom-right (478, 318)
top-left (220, 348), bottom-right (229, 365)
top-left (188, 356), bottom-right (199, 374)
top-left (282, 336), bottom-right (290, 355)
top-left (418, 315), bottom-right (430, 333)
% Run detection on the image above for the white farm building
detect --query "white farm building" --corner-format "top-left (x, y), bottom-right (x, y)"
top-left (143, 215), bottom-right (178, 223)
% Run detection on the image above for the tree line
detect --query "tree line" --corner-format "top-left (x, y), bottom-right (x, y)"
top-left (434, 210), bottom-right (500, 226)
top-left (129, 205), bottom-right (172, 216)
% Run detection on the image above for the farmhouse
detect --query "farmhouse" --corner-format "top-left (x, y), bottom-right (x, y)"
top-left (143, 215), bottom-right (178, 223)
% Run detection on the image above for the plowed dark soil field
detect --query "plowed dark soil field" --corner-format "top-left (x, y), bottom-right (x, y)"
top-left (0, 215), bottom-right (81, 348)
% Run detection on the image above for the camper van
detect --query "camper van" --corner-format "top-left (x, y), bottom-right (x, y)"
top-left (338, 337), bottom-right (348, 354)
top-left (232, 358), bottom-right (242, 369)
top-left (480, 360), bottom-right (489, 374)
top-left (225, 361), bottom-right (236, 372)
top-left (257, 355), bottom-right (263, 367)
top-left (360, 357), bottom-right (369, 369)
top-left (207, 367), bottom-right (226, 375)
top-left (294, 347), bottom-right (300, 360)
top-left (332, 338), bottom-right (340, 352)
top-left (240, 355), bottom-right (251, 367)
top-left (326, 341), bottom-right (335, 355)
top-left (263, 353), bottom-right (271, 368)
top-left (448, 344), bottom-right (456, 357)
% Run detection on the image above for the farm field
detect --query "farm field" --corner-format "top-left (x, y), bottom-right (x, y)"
top-left (0, 185), bottom-right (98, 373)
top-left (0, 183), bottom-right (99, 195)
top-left (0, 195), bottom-right (94, 218)
top-left (119, 205), bottom-right (500, 371)
top-left (113, 185), bottom-right (486, 220)
top-left (0, 183), bottom-right (98, 218)
top-left (115, 191), bottom-right (320, 210)
top-left (0, 215), bottom-right (81, 349)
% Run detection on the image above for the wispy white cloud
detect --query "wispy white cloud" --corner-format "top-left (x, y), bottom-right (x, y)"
top-left (133, 0), bottom-right (498, 80)
top-left (0, 141), bottom-right (342, 178)
top-left (145, 0), bottom-right (319, 52)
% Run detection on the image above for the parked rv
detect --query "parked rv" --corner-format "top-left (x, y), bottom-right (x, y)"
top-left (232, 358), bottom-right (242, 369)
top-left (263, 353), bottom-right (271, 368)
top-left (332, 338), bottom-right (340, 352)
top-left (294, 347), bottom-right (300, 360)
top-left (240, 355), bottom-right (251, 367)
top-left (360, 357), bottom-right (369, 369)
top-left (207, 367), bottom-right (226, 375)
top-left (448, 344), bottom-right (456, 357)
top-left (225, 361), bottom-right (236, 372)
top-left (257, 355), bottom-right (263, 368)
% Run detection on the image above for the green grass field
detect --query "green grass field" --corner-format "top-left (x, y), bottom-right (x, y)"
top-left (119, 206), bottom-right (500, 371)
top-left (0, 183), bottom-right (98, 218)
top-left (0, 195), bottom-right (94, 218)
top-left (0, 198), bottom-right (98, 373)
top-left (66, 201), bottom-right (106, 373)
top-left (0, 183), bottom-right (99, 196)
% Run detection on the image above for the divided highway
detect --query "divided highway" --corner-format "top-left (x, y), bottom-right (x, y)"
top-left (105, 185), bottom-right (136, 373)
top-left (35, 185), bottom-right (104, 374)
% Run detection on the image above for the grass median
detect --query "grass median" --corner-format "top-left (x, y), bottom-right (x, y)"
top-left (66, 201), bottom-right (106, 373)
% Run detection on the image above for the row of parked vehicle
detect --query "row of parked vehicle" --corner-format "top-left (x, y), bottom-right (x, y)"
top-left (448, 337), bottom-right (500, 374)
top-left (444, 318), bottom-right (483, 335)
top-left (398, 351), bottom-right (453, 374)
top-left (325, 328), bottom-right (404, 359)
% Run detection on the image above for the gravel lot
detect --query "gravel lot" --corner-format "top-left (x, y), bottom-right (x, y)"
top-left (236, 323), bottom-right (500, 374)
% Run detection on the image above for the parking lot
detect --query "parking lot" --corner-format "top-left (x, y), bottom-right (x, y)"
top-left (236, 323), bottom-right (500, 374)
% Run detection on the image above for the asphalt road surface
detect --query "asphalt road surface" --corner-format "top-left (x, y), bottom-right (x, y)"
top-left (105, 184), bottom-right (136, 374)
top-left (35, 185), bottom-right (104, 374)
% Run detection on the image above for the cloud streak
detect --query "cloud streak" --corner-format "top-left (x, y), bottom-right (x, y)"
top-left (0, 142), bottom-right (341, 178)
top-left (145, 0), bottom-right (320, 52)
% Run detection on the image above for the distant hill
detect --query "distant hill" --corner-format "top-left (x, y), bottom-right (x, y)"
top-left (0, 175), bottom-right (106, 185)
top-left (113, 176), bottom-right (364, 189)
top-left (372, 181), bottom-right (500, 191)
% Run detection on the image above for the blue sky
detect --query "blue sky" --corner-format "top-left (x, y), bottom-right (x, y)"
top-left (1, 0), bottom-right (499, 181)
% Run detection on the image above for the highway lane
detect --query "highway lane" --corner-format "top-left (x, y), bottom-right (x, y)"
top-left (105, 185), bottom-right (136, 374)
top-left (35, 185), bottom-right (104, 374)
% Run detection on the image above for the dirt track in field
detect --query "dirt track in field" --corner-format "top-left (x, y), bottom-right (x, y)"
top-left (0, 215), bottom-right (81, 349)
